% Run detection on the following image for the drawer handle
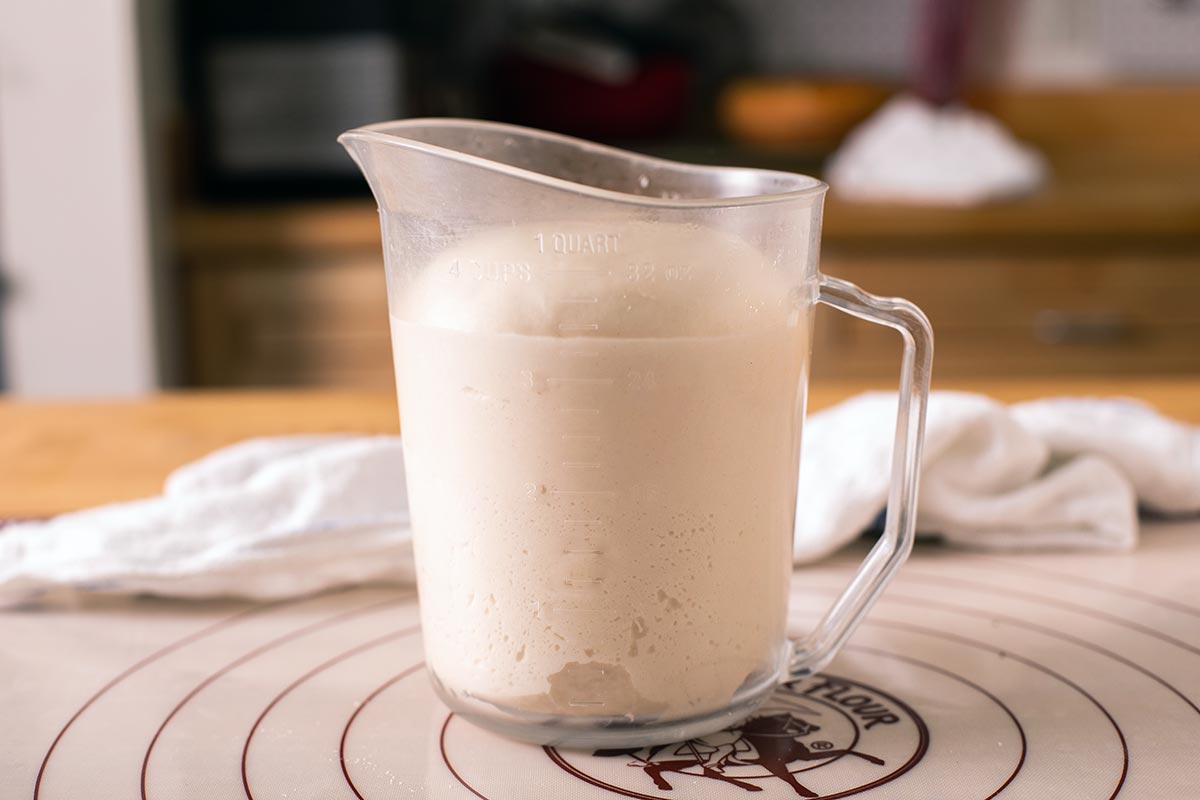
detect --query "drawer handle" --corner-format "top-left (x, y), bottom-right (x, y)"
top-left (1033, 310), bottom-right (1133, 345)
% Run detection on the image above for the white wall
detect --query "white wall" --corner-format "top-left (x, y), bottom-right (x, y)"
top-left (738, 0), bottom-right (918, 77)
top-left (0, 0), bottom-right (159, 396)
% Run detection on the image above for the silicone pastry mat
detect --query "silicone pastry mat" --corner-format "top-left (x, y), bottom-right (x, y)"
top-left (5, 523), bottom-right (1199, 799)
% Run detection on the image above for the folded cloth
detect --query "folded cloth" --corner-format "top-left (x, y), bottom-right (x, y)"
top-left (794, 392), bottom-right (1200, 561)
top-left (2, 393), bottom-right (1197, 606)
top-left (0, 436), bottom-right (414, 607)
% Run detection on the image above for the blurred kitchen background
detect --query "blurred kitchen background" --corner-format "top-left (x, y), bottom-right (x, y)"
top-left (1, 0), bottom-right (1198, 396)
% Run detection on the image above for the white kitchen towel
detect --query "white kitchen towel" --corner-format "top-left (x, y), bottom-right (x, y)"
top-left (2, 393), bottom-right (1198, 606)
top-left (793, 392), bottom-right (1200, 561)
top-left (0, 436), bottom-right (414, 607)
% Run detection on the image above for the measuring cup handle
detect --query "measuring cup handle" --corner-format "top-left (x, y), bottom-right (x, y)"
top-left (788, 274), bottom-right (934, 679)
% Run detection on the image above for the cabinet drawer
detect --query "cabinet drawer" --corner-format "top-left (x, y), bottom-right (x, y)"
top-left (813, 253), bottom-right (1200, 379)
top-left (188, 249), bottom-right (1200, 386)
top-left (188, 253), bottom-right (393, 387)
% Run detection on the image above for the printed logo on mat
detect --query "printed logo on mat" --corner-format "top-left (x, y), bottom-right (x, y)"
top-left (547, 675), bottom-right (928, 798)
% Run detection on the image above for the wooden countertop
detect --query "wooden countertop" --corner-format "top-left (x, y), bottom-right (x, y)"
top-left (1, 377), bottom-right (1198, 518)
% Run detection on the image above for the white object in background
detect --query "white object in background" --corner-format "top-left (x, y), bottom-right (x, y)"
top-left (3, 393), bottom-right (1199, 605)
top-left (825, 95), bottom-right (1047, 206)
top-left (0, 0), bottom-right (160, 395)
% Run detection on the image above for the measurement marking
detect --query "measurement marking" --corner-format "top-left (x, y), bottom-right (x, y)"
top-left (564, 519), bottom-right (601, 525)
top-left (548, 376), bottom-right (612, 385)
top-left (551, 489), bottom-right (616, 497)
top-left (561, 297), bottom-right (599, 304)
top-left (560, 434), bottom-right (601, 441)
top-left (547, 603), bottom-right (602, 614)
top-left (567, 700), bottom-right (606, 707)
top-left (556, 323), bottom-right (601, 333)
top-left (570, 351), bottom-right (599, 358)
top-left (562, 462), bottom-right (602, 469)
top-left (559, 407), bottom-right (601, 414)
top-left (546, 268), bottom-right (600, 275)
top-left (564, 578), bottom-right (604, 586)
top-left (563, 547), bottom-right (604, 554)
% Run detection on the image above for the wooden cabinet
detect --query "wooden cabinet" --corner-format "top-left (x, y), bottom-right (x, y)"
top-left (181, 205), bottom-right (394, 388)
top-left (813, 250), bottom-right (1200, 380)
top-left (180, 213), bottom-right (1200, 388)
top-left (188, 251), bottom-right (394, 387)
top-left (182, 237), bottom-right (1200, 388)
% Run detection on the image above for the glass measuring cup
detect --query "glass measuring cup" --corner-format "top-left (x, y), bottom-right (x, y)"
top-left (340, 119), bottom-right (932, 749)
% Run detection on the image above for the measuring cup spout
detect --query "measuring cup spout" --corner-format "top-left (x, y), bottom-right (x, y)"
top-left (339, 118), bottom-right (826, 216)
